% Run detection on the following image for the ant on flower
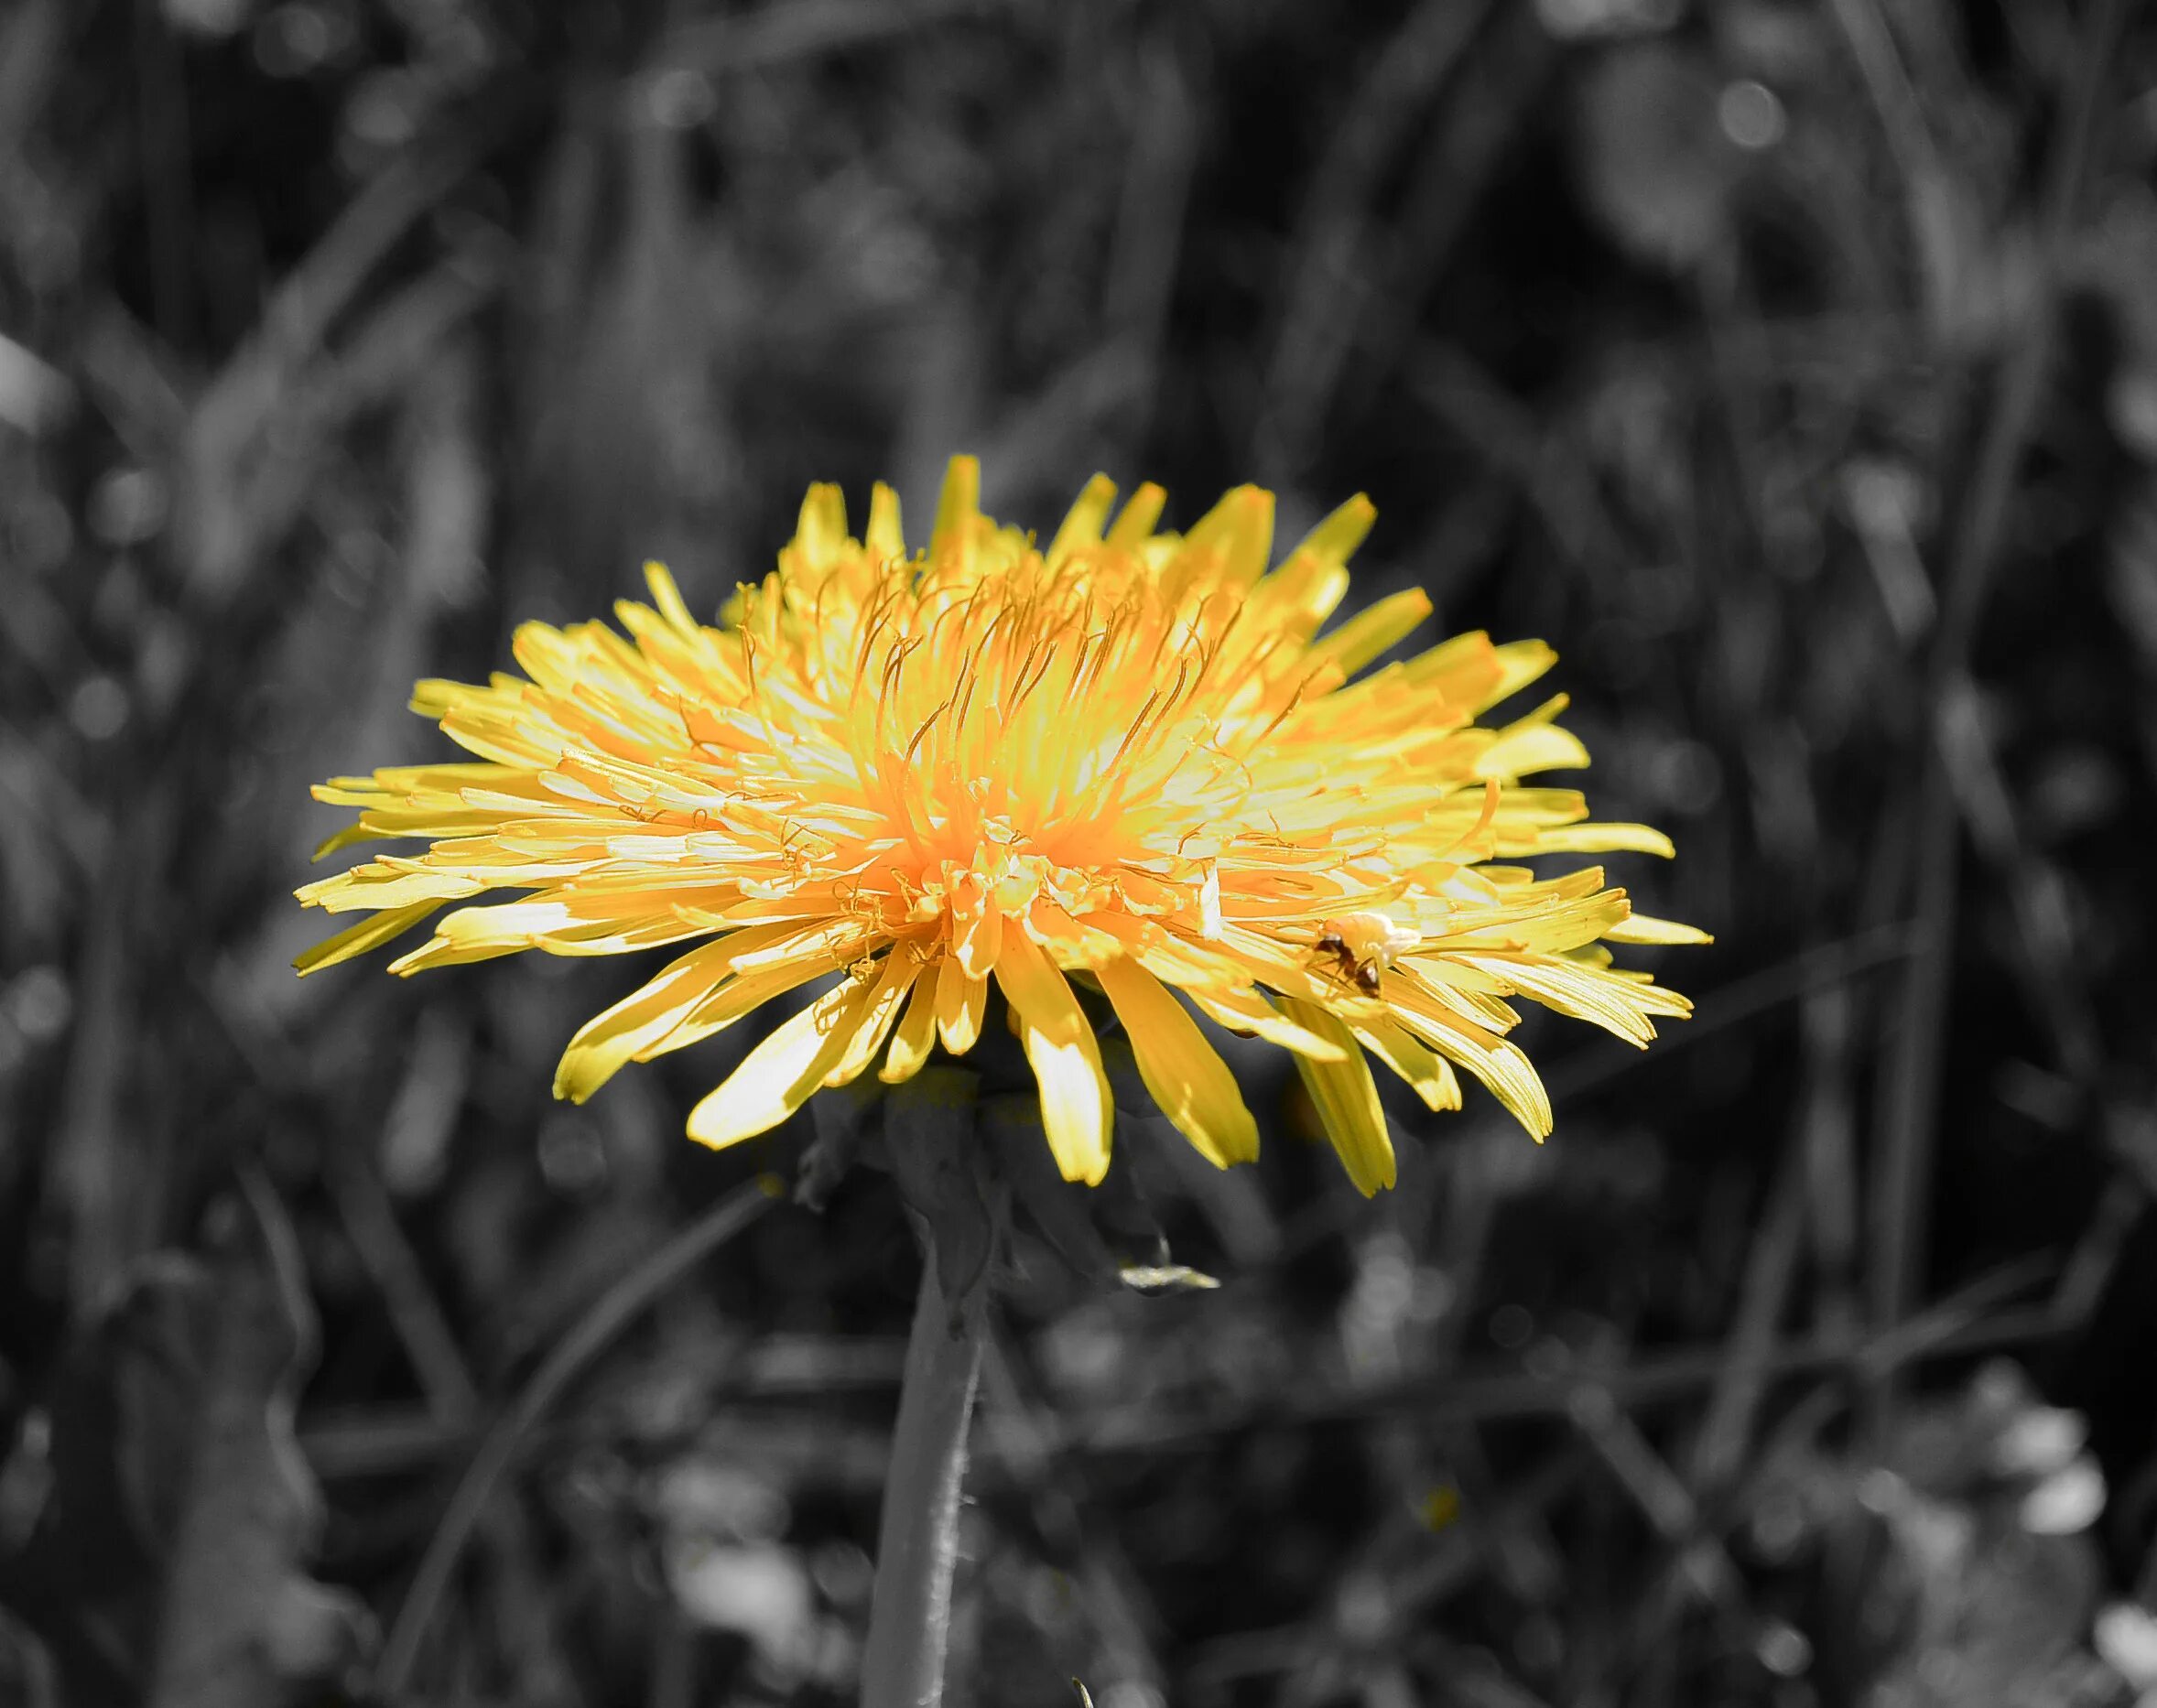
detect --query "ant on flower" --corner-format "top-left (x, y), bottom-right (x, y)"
top-left (1312, 911), bottom-right (1420, 998)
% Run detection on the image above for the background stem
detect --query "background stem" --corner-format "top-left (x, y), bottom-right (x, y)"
top-left (374, 1176), bottom-right (777, 1698)
top-left (861, 1238), bottom-right (988, 1708)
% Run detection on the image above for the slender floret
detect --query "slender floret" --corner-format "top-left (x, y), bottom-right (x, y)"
top-left (298, 458), bottom-right (1705, 1193)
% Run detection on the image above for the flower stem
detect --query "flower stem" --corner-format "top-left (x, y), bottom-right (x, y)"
top-left (861, 1234), bottom-right (987, 1708)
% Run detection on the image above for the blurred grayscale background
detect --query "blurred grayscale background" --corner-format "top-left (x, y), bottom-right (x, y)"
top-left (5, 0), bottom-right (2157, 1703)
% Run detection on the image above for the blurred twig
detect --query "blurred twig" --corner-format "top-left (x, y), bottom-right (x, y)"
top-left (1866, 0), bottom-right (2129, 1419)
top-left (1080, 1257), bottom-right (2058, 1453)
top-left (134, 0), bottom-right (194, 347)
top-left (1274, 924), bottom-right (1918, 1269)
top-left (1826, 0), bottom-right (1952, 314)
top-left (1687, 1130), bottom-right (1810, 1500)
top-left (374, 1176), bottom-right (779, 1697)
top-left (1184, 1455), bottom-right (1583, 1693)
top-left (1095, 30), bottom-right (1198, 465)
top-left (1259, 0), bottom-right (1494, 479)
top-left (50, 780), bottom-right (178, 1313)
top-left (980, 1331), bottom-right (1169, 1693)
top-left (1404, 337), bottom-right (1631, 589)
top-left (1544, 918), bottom-right (1916, 1105)
top-left (1932, 675), bottom-right (2102, 1082)
top-left (645, 0), bottom-right (1004, 83)
top-left (319, 1136), bottom-right (479, 1427)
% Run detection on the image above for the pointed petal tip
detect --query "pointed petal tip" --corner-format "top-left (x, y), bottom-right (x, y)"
top-left (931, 454), bottom-right (983, 551)
top-left (1605, 913), bottom-right (1714, 946)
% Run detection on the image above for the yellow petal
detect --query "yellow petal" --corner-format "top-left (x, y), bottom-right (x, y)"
top-left (1353, 1014), bottom-right (1460, 1112)
top-left (992, 926), bottom-right (1111, 1185)
top-left (1533, 821), bottom-right (1677, 859)
top-left (649, 960), bottom-right (849, 1063)
top-left (1389, 993), bottom-right (1553, 1140)
top-left (294, 901), bottom-right (440, 975)
top-left (644, 560), bottom-right (699, 635)
top-left (1105, 482), bottom-right (1166, 546)
top-left (930, 454), bottom-right (980, 558)
top-left (1182, 983), bottom-right (1349, 1062)
top-left (950, 879), bottom-right (1003, 979)
top-left (730, 915), bottom-right (879, 973)
top-left (296, 866), bottom-right (483, 912)
top-left (1182, 484), bottom-right (1274, 585)
top-left (791, 482), bottom-right (848, 570)
top-left (1603, 913), bottom-right (1713, 946)
top-left (880, 965), bottom-right (941, 1084)
top-left (1025, 903), bottom-right (1121, 970)
top-left (1463, 954), bottom-right (1689, 1046)
top-left (934, 952), bottom-right (987, 1054)
top-left (1474, 720), bottom-right (1591, 780)
top-left (1285, 492), bottom-right (1376, 566)
top-left (1310, 587), bottom-right (1432, 678)
top-left (310, 819), bottom-right (383, 860)
top-left (553, 924), bottom-right (794, 1103)
top-left (1086, 913), bottom-right (1242, 989)
top-left (864, 481), bottom-right (905, 560)
top-left (1094, 955), bottom-right (1257, 1168)
top-left (1280, 996), bottom-right (1395, 1195)
top-left (1481, 638), bottom-right (1558, 708)
top-left (389, 899), bottom-right (708, 972)
top-left (1047, 473), bottom-right (1118, 566)
top-left (685, 978), bottom-right (871, 1151)
top-left (824, 953), bottom-right (920, 1086)
top-left (1251, 552), bottom-right (1350, 636)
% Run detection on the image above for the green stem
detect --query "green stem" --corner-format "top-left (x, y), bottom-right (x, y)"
top-left (861, 1236), bottom-right (987, 1708)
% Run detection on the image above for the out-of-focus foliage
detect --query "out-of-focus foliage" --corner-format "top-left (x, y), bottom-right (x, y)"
top-left (3, 1177), bottom-right (374, 1706)
top-left (4, 0), bottom-right (2157, 1703)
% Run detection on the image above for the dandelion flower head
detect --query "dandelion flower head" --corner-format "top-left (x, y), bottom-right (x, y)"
top-left (298, 458), bottom-right (1704, 1194)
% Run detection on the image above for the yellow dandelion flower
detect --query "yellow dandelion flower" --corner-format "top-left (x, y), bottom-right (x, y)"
top-left (298, 458), bottom-right (1705, 1194)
